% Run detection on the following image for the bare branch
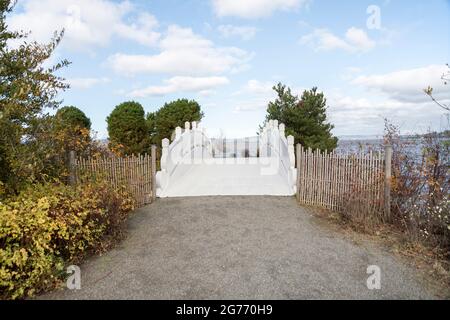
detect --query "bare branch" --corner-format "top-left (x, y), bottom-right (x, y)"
top-left (424, 64), bottom-right (450, 112)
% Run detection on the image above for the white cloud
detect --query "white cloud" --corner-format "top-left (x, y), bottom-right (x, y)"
top-left (68, 77), bottom-right (110, 89)
top-left (232, 80), bottom-right (309, 113)
top-left (352, 64), bottom-right (450, 103)
top-left (301, 29), bottom-right (350, 51)
top-left (235, 80), bottom-right (274, 95)
top-left (326, 87), bottom-right (448, 136)
top-left (232, 80), bottom-right (277, 112)
top-left (233, 100), bottom-right (267, 113)
top-left (212, 0), bottom-right (309, 18)
top-left (245, 80), bottom-right (274, 94)
top-left (113, 12), bottom-right (160, 47)
top-left (7, 0), bottom-right (160, 51)
top-left (345, 27), bottom-right (375, 51)
top-left (218, 25), bottom-right (258, 40)
top-left (300, 27), bottom-right (376, 53)
top-left (346, 67), bottom-right (362, 73)
top-left (233, 101), bottom-right (268, 112)
top-left (340, 66), bottom-right (363, 81)
top-left (128, 76), bottom-right (229, 97)
top-left (332, 65), bottom-right (450, 133)
top-left (108, 25), bottom-right (253, 76)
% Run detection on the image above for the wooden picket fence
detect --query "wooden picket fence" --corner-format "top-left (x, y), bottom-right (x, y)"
top-left (70, 147), bottom-right (157, 208)
top-left (296, 145), bottom-right (392, 217)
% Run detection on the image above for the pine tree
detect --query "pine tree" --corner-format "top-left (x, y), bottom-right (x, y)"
top-left (264, 83), bottom-right (338, 152)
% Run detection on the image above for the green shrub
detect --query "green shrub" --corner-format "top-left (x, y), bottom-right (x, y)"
top-left (147, 98), bottom-right (204, 145)
top-left (106, 101), bottom-right (150, 155)
top-left (0, 181), bottom-right (134, 299)
top-left (55, 106), bottom-right (92, 131)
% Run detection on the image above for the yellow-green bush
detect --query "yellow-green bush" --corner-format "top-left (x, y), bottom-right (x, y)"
top-left (0, 181), bottom-right (134, 299)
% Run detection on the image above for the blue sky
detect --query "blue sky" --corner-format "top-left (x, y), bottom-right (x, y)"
top-left (7, 0), bottom-right (450, 138)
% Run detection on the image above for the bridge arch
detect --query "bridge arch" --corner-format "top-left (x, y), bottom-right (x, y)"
top-left (156, 120), bottom-right (296, 197)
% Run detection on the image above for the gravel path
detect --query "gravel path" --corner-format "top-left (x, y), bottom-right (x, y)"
top-left (41, 196), bottom-right (437, 299)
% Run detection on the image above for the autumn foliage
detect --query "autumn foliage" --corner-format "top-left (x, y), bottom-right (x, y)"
top-left (0, 1), bottom-right (135, 300)
top-left (0, 181), bottom-right (135, 299)
top-left (384, 121), bottom-right (450, 251)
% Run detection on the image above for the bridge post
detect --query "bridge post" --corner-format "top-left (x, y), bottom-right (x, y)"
top-left (287, 136), bottom-right (295, 168)
top-left (279, 123), bottom-right (285, 137)
top-left (175, 126), bottom-right (182, 140)
top-left (296, 144), bottom-right (301, 201)
top-left (161, 138), bottom-right (170, 171)
top-left (384, 144), bottom-right (393, 221)
top-left (69, 150), bottom-right (76, 186)
top-left (151, 145), bottom-right (157, 201)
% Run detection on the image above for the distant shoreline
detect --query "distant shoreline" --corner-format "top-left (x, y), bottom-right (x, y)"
top-left (338, 131), bottom-right (449, 142)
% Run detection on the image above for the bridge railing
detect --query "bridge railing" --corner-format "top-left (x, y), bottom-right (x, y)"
top-left (260, 120), bottom-right (297, 194)
top-left (156, 119), bottom-right (297, 197)
top-left (156, 121), bottom-right (213, 196)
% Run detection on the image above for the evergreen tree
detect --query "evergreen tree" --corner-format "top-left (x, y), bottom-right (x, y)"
top-left (56, 106), bottom-right (91, 130)
top-left (264, 83), bottom-right (338, 152)
top-left (147, 99), bottom-right (203, 145)
top-left (106, 101), bottom-right (150, 155)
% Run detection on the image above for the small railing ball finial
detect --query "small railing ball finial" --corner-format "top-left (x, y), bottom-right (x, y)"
top-left (160, 138), bottom-right (170, 171)
top-left (279, 123), bottom-right (285, 136)
top-left (287, 135), bottom-right (294, 146)
top-left (185, 121), bottom-right (190, 131)
top-left (175, 126), bottom-right (182, 140)
top-left (192, 121), bottom-right (197, 130)
top-left (269, 119), bottom-right (274, 128)
top-left (273, 120), bottom-right (279, 129)
top-left (162, 138), bottom-right (170, 148)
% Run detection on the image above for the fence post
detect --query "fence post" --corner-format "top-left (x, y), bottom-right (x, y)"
top-left (296, 144), bottom-right (301, 202)
top-left (384, 145), bottom-right (393, 220)
top-left (69, 150), bottom-right (76, 186)
top-left (151, 145), bottom-right (157, 202)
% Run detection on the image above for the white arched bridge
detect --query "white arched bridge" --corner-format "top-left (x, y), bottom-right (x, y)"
top-left (156, 120), bottom-right (297, 197)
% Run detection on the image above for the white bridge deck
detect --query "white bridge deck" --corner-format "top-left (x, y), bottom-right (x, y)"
top-left (156, 120), bottom-right (297, 198)
top-left (159, 158), bottom-right (293, 197)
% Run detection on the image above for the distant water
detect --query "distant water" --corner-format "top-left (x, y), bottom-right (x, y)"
top-left (337, 135), bottom-right (449, 159)
top-left (337, 136), bottom-right (384, 154)
top-left (210, 135), bottom-right (388, 157)
top-left (212, 135), bottom-right (389, 158)
top-left (337, 135), bottom-right (383, 141)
